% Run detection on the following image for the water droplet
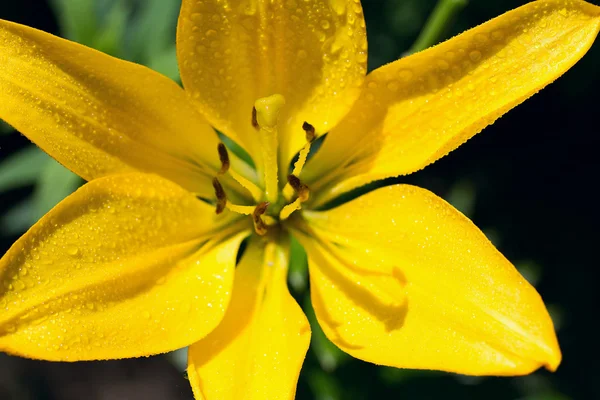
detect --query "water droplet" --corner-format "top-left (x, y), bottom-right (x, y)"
top-left (67, 246), bottom-right (79, 256)
top-left (436, 59), bottom-right (450, 70)
top-left (469, 51), bottom-right (482, 62)
top-left (474, 33), bottom-right (488, 45)
top-left (328, 0), bottom-right (347, 15)
top-left (143, 311), bottom-right (151, 319)
top-left (320, 20), bottom-right (330, 30)
top-left (398, 69), bottom-right (413, 82)
top-left (386, 81), bottom-right (399, 92)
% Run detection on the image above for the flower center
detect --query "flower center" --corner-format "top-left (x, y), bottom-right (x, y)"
top-left (211, 94), bottom-right (315, 236)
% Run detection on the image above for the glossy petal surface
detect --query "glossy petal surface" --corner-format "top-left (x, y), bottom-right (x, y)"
top-left (304, 0), bottom-right (600, 205)
top-left (0, 174), bottom-right (248, 361)
top-left (0, 19), bottom-right (221, 198)
top-left (188, 239), bottom-right (310, 400)
top-left (177, 0), bottom-right (367, 168)
top-left (295, 185), bottom-right (561, 375)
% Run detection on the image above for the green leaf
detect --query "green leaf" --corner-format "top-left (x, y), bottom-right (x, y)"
top-left (148, 45), bottom-right (181, 82)
top-left (306, 369), bottom-right (343, 400)
top-left (90, 0), bottom-right (130, 57)
top-left (288, 234), bottom-right (308, 293)
top-left (515, 259), bottom-right (542, 287)
top-left (518, 394), bottom-right (571, 400)
top-left (304, 295), bottom-right (349, 372)
top-left (0, 197), bottom-right (34, 236)
top-left (49, 0), bottom-right (98, 43)
top-left (0, 120), bottom-right (14, 135)
top-left (166, 347), bottom-right (188, 372)
top-left (0, 146), bottom-right (49, 192)
top-left (128, 0), bottom-right (181, 63)
top-left (32, 158), bottom-right (82, 221)
top-left (406, 0), bottom-right (468, 55)
top-left (445, 179), bottom-right (476, 217)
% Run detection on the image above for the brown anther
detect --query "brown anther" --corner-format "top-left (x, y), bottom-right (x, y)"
top-left (252, 202), bottom-right (270, 236)
top-left (252, 107), bottom-right (259, 129)
top-left (302, 121), bottom-right (316, 143)
top-left (212, 177), bottom-right (227, 214)
top-left (217, 143), bottom-right (230, 174)
top-left (287, 174), bottom-right (310, 202)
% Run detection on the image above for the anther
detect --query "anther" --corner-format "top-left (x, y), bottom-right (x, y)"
top-left (212, 177), bottom-right (227, 214)
top-left (253, 202), bottom-right (270, 236)
top-left (302, 121), bottom-right (316, 143)
top-left (217, 143), bottom-right (230, 174)
top-left (287, 174), bottom-right (310, 202)
top-left (251, 107), bottom-right (259, 129)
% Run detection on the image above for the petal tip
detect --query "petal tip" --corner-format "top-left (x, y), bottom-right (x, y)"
top-left (543, 345), bottom-right (562, 373)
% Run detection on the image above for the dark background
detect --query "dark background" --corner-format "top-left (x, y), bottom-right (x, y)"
top-left (1, 0), bottom-right (598, 399)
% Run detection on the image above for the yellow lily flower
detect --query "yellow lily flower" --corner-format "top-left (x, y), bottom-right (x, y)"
top-left (0, 0), bottom-right (598, 398)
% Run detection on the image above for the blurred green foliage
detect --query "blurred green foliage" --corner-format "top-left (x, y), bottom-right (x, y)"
top-left (0, 0), bottom-right (183, 236)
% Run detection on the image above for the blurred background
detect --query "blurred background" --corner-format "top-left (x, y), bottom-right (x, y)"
top-left (0, 0), bottom-right (598, 399)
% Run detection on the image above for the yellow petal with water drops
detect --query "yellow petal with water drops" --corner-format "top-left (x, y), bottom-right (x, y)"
top-left (304, 0), bottom-right (600, 206)
top-left (187, 239), bottom-right (310, 400)
top-left (0, 19), bottom-right (222, 198)
top-left (0, 173), bottom-right (249, 361)
top-left (294, 184), bottom-right (561, 375)
top-left (177, 0), bottom-right (367, 170)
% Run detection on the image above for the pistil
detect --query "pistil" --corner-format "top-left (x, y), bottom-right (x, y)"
top-left (253, 94), bottom-right (285, 204)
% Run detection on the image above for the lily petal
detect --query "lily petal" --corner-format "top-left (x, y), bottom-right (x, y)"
top-left (0, 173), bottom-right (249, 361)
top-left (304, 0), bottom-right (600, 206)
top-left (177, 0), bottom-right (367, 169)
top-left (0, 19), bottom-right (222, 198)
top-left (188, 239), bottom-right (310, 400)
top-left (294, 184), bottom-right (561, 375)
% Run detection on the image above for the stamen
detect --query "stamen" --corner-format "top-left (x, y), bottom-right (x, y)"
top-left (218, 142), bottom-right (263, 202)
top-left (228, 169), bottom-right (264, 203)
top-left (217, 143), bottom-right (230, 174)
top-left (252, 107), bottom-right (259, 130)
top-left (283, 121), bottom-right (316, 200)
top-left (280, 174), bottom-right (310, 220)
top-left (253, 202), bottom-right (270, 236)
top-left (279, 198), bottom-right (303, 220)
top-left (212, 177), bottom-right (227, 214)
top-left (302, 122), bottom-right (316, 143)
top-left (287, 174), bottom-right (310, 202)
top-left (226, 203), bottom-right (255, 215)
top-left (213, 176), bottom-right (261, 216)
top-left (254, 94), bottom-right (286, 204)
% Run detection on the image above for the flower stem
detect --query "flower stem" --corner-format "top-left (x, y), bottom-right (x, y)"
top-left (406, 0), bottom-right (468, 55)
